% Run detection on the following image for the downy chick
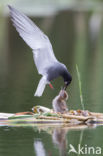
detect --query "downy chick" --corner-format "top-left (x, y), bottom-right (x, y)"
top-left (52, 90), bottom-right (68, 114)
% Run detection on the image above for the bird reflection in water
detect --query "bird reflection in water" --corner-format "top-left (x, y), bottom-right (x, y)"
top-left (34, 141), bottom-right (46, 156)
top-left (52, 128), bottom-right (68, 156)
top-left (33, 128), bottom-right (68, 156)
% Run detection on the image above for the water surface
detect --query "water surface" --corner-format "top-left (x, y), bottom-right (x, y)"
top-left (0, 5), bottom-right (103, 156)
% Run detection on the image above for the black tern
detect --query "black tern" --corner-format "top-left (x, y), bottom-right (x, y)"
top-left (8, 5), bottom-right (72, 96)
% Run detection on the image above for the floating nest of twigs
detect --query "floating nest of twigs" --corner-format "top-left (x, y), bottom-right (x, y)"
top-left (0, 107), bottom-right (103, 126)
top-left (0, 90), bottom-right (103, 126)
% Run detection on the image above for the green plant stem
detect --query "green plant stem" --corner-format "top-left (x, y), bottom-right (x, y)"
top-left (76, 64), bottom-right (85, 110)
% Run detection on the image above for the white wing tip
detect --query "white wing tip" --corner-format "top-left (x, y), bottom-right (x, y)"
top-left (34, 92), bottom-right (42, 97)
top-left (34, 76), bottom-right (47, 97)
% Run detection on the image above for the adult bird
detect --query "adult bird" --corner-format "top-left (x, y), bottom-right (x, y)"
top-left (8, 5), bottom-right (72, 96)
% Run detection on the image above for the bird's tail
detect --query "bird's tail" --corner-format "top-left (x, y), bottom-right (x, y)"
top-left (34, 76), bottom-right (47, 97)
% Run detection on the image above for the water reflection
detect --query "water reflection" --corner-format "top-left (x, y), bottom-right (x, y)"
top-left (52, 128), bottom-right (68, 156)
top-left (33, 127), bottom-right (68, 156)
top-left (32, 124), bottom-right (100, 156)
top-left (0, 121), bottom-right (102, 156)
top-left (34, 141), bottom-right (46, 156)
top-left (0, 3), bottom-right (103, 156)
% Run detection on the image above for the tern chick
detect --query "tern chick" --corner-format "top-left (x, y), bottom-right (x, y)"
top-left (52, 90), bottom-right (68, 114)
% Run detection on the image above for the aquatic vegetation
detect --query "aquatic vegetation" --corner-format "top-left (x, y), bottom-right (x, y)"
top-left (76, 64), bottom-right (85, 110)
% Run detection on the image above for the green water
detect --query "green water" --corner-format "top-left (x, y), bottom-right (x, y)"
top-left (0, 125), bottom-right (103, 156)
top-left (0, 4), bottom-right (103, 156)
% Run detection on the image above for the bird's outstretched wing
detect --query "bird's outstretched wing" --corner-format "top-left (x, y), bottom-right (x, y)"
top-left (8, 5), bottom-right (58, 75)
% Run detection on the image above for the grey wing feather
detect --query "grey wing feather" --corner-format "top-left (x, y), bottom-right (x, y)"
top-left (33, 48), bottom-right (57, 75)
top-left (8, 5), bottom-right (58, 75)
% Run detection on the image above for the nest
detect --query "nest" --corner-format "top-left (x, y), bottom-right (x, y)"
top-left (0, 90), bottom-right (103, 127)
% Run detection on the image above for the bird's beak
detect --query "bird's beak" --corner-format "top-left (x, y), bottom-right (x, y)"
top-left (63, 83), bottom-right (68, 90)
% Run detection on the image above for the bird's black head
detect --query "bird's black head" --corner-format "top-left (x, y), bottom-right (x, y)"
top-left (47, 63), bottom-right (72, 90)
top-left (61, 68), bottom-right (72, 90)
